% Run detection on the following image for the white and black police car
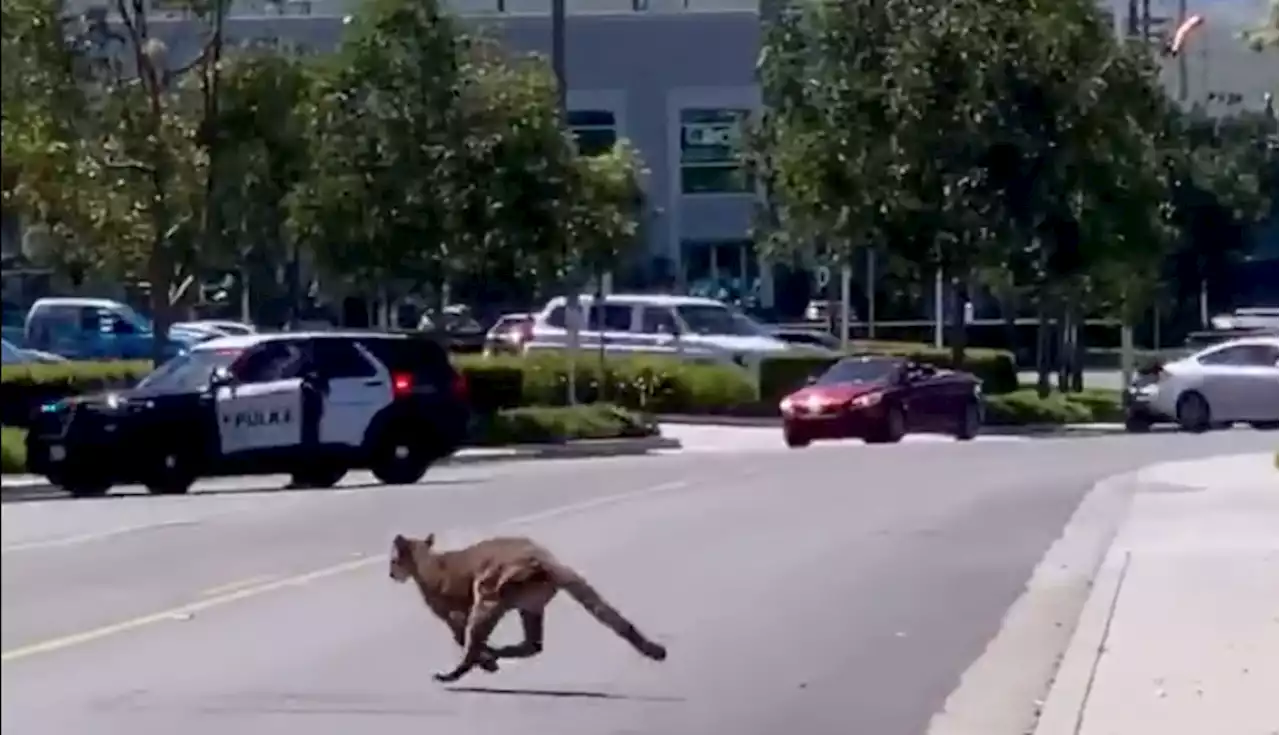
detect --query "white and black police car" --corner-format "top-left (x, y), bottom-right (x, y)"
top-left (24, 331), bottom-right (470, 497)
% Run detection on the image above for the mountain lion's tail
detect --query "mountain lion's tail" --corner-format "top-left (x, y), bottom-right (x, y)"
top-left (551, 565), bottom-right (667, 661)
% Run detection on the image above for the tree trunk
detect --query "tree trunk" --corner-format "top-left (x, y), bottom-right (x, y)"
top-left (148, 242), bottom-right (171, 366)
top-left (1035, 296), bottom-right (1052, 399)
top-left (1056, 304), bottom-right (1071, 393)
top-left (1070, 317), bottom-right (1085, 393)
top-left (948, 272), bottom-right (967, 368)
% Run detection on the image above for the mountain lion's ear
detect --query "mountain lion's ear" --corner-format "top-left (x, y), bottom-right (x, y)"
top-left (392, 534), bottom-right (410, 554)
top-left (423, 533), bottom-right (436, 549)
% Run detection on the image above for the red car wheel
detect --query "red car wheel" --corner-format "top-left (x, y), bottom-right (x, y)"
top-left (784, 426), bottom-right (811, 448)
top-left (865, 404), bottom-right (906, 444)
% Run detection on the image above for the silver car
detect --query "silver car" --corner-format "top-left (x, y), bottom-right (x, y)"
top-left (1124, 336), bottom-right (1280, 432)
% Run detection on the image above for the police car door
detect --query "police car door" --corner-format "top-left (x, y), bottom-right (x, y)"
top-left (309, 338), bottom-right (391, 446)
top-left (216, 341), bottom-right (305, 455)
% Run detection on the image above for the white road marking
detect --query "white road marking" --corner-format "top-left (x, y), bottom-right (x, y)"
top-left (0, 478), bottom-right (691, 663)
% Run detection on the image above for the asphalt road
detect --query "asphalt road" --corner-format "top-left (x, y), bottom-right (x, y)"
top-left (2, 430), bottom-right (1274, 735)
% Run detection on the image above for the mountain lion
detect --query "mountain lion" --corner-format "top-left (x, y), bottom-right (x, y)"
top-left (389, 533), bottom-right (669, 683)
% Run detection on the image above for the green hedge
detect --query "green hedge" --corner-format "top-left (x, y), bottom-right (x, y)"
top-left (0, 360), bottom-right (152, 427)
top-left (456, 353), bottom-right (757, 415)
top-left (1, 344), bottom-right (1018, 428)
top-left (0, 404), bottom-right (658, 475)
top-left (2, 427), bottom-right (23, 474)
top-left (470, 403), bottom-right (658, 446)
top-left (982, 389), bottom-right (1121, 426)
top-left (757, 344), bottom-right (1019, 408)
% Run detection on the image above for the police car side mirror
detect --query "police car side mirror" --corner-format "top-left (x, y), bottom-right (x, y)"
top-left (208, 366), bottom-right (235, 390)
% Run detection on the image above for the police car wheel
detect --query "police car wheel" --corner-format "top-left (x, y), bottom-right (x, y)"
top-left (52, 473), bottom-right (111, 499)
top-left (289, 467), bottom-right (347, 489)
top-left (369, 439), bottom-right (432, 485)
top-left (144, 452), bottom-right (194, 495)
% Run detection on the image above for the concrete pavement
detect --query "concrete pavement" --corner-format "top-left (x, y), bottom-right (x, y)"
top-left (1033, 452), bottom-right (1279, 735)
top-left (2, 430), bottom-right (1275, 735)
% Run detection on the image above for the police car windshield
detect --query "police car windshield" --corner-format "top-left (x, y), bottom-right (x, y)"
top-left (134, 348), bottom-right (241, 393)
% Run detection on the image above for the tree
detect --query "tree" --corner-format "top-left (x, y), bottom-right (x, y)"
top-left (1243, 0), bottom-right (1278, 52)
top-left (207, 44), bottom-right (313, 326)
top-left (2, 0), bottom-right (97, 267)
top-left (3, 0), bottom-right (230, 360)
top-left (564, 141), bottom-right (648, 284)
top-left (446, 39), bottom-right (578, 308)
top-left (753, 0), bottom-right (904, 335)
top-left (289, 0), bottom-right (573, 318)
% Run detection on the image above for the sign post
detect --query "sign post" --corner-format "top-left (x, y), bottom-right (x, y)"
top-left (839, 264), bottom-right (852, 351)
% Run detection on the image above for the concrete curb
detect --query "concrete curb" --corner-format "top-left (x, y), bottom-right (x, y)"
top-left (0, 435), bottom-right (682, 501)
top-left (1030, 545), bottom-right (1134, 735)
top-left (925, 470), bottom-right (1142, 735)
top-left (655, 413), bottom-right (1137, 437)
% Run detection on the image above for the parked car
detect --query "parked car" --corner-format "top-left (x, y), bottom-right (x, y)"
top-left (524, 294), bottom-right (835, 373)
top-left (2, 338), bottom-right (67, 365)
top-left (771, 327), bottom-right (843, 352)
top-left (1123, 335), bottom-right (1279, 433)
top-left (1208, 307), bottom-right (1279, 333)
top-left (483, 312), bottom-right (534, 357)
top-left (23, 297), bottom-right (199, 361)
top-left (779, 355), bottom-right (983, 447)
top-left (171, 319), bottom-right (257, 339)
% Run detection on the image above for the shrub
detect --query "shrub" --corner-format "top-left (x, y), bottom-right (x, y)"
top-left (476, 352), bottom-right (757, 415)
top-left (455, 361), bottom-right (524, 413)
top-left (982, 389), bottom-right (1121, 426)
top-left (758, 343), bottom-right (1019, 408)
top-left (471, 403), bottom-right (658, 446)
top-left (1, 427), bottom-right (25, 474)
top-left (1, 360), bottom-right (153, 427)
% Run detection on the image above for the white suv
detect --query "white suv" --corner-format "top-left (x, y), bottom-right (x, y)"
top-left (523, 293), bottom-right (833, 379)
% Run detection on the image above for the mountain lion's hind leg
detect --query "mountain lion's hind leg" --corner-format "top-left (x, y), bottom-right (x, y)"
top-left (489, 611), bottom-right (544, 660)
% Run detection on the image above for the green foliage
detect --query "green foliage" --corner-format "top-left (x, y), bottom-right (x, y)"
top-left (756, 344), bottom-right (1020, 407)
top-left (1242, 0), bottom-right (1279, 51)
top-left (753, 0), bottom-right (1241, 345)
top-left (0, 359), bottom-right (153, 426)
top-left (982, 389), bottom-right (1121, 426)
top-left (4, 0), bottom-right (646, 319)
top-left (1, 427), bottom-right (25, 473)
top-left (471, 404), bottom-right (658, 447)
top-left (457, 353), bottom-right (758, 415)
top-left (0, 352), bottom-right (756, 425)
top-left (286, 0), bottom-right (474, 294)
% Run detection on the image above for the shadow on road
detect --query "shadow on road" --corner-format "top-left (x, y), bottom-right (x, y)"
top-left (445, 685), bottom-right (684, 703)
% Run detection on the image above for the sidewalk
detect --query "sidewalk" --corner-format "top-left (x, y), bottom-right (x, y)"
top-left (1035, 452), bottom-right (1279, 735)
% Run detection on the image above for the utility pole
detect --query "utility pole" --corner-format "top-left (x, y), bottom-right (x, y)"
top-left (1175, 0), bottom-right (1189, 102)
top-left (552, 0), bottom-right (567, 117)
top-left (551, 0), bottom-right (581, 404)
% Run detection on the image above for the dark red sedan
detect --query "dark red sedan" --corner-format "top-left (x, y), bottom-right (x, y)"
top-left (779, 356), bottom-right (983, 447)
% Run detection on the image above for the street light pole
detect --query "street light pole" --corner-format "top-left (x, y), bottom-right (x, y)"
top-left (552, 0), bottom-right (567, 117)
top-left (551, 0), bottom-right (580, 405)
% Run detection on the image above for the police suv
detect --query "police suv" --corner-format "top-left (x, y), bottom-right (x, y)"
top-left (24, 331), bottom-right (470, 497)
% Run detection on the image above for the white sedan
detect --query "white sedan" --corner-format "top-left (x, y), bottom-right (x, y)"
top-left (1124, 336), bottom-right (1279, 432)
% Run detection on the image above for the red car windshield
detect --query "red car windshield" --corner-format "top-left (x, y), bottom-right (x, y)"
top-left (815, 358), bottom-right (901, 386)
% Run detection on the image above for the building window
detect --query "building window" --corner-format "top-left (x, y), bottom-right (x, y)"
top-left (679, 108), bottom-right (751, 194)
top-left (681, 239), bottom-right (759, 303)
top-left (568, 109), bottom-right (618, 157)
